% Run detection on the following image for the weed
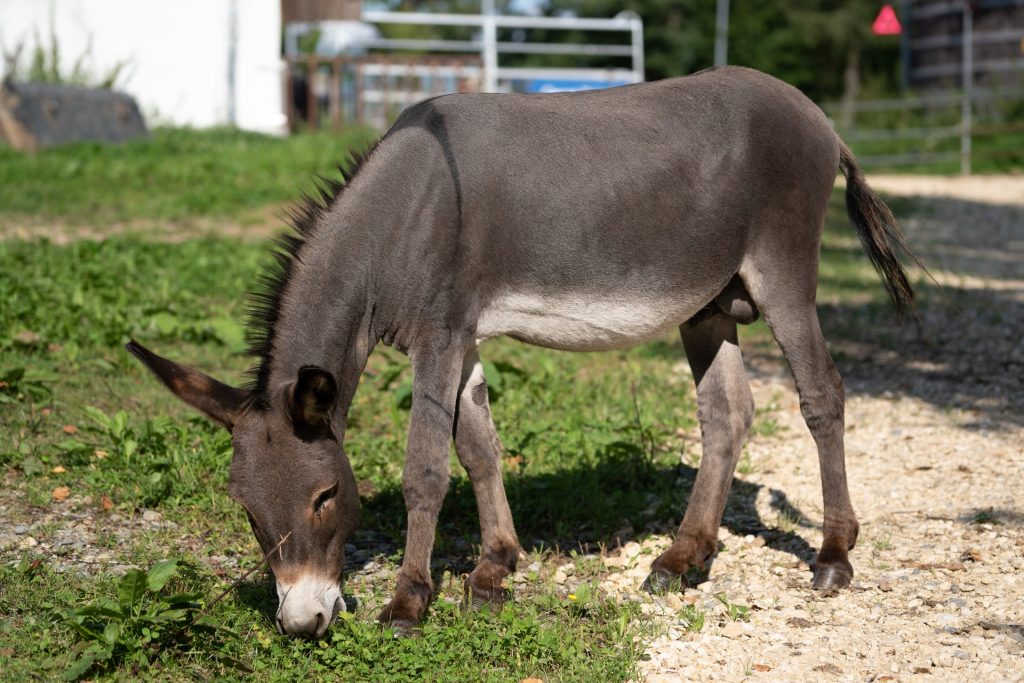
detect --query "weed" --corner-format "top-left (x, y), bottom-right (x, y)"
top-left (776, 508), bottom-right (802, 534)
top-left (58, 559), bottom-right (225, 680)
top-left (715, 594), bottom-right (751, 622)
top-left (737, 448), bottom-right (755, 475)
top-left (872, 535), bottom-right (894, 552)
top-left (970, 509), bottom-right (1001, 525)
top-left (678, 604), bottom-right (706, 633)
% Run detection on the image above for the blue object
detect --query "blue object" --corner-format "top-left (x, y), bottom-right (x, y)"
top-left (524, 79), bottom-right (631, 93)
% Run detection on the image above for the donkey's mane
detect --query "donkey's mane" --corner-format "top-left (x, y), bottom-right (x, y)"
top-left (244, 148), bottom-right (374, 403)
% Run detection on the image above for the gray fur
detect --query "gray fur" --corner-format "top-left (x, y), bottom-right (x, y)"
top-left (128, 66), bottom-right (915, 634)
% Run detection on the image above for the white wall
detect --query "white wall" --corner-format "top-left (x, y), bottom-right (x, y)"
top-left (0, 0), bottom-right (286, 134)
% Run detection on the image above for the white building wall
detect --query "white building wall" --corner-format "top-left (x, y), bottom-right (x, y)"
top-left (0, 0), bottom-right (286, 134)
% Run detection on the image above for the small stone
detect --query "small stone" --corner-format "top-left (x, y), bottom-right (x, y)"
top-left (344, 543), bottom-right (357, 554)
top-left (142, 510), bottom-right (161, 523)
top-left (19, 536), bottom-right (38, 548)
top-left (13, 525), bottom-right (29, 535)
top-left (721, 621), bottom-right (745, 639)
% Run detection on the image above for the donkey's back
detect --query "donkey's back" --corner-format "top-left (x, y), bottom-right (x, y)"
top-left (376, 66), bottom-right (841, 350)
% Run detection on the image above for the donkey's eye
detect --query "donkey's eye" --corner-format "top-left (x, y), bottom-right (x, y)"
top-left (313, 482), bottom-right (339, 514)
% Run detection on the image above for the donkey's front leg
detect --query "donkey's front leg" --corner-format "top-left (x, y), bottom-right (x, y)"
top-left (378, 347), bottom-right (464, 633)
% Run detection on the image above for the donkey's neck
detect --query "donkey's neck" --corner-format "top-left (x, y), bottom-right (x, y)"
top-left (259, 194), bottom-right (383, 434)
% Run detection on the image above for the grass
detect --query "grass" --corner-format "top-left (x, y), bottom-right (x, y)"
top-left (0, 233), bottom-right (685, 681)
top-left (0, 126), bottom-right (926, 681)
top-left (0, 127), bottom-right (378, 225)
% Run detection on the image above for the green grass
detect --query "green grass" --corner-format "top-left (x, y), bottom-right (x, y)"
top-left (0, 233), bottom-right (686, 681)
top-left (0, 127), bottom-right (929, 680)
top-left (0, 127), bottom-right (378, 225)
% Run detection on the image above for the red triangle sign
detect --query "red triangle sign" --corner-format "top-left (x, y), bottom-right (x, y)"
top-left (873, 4), bottom-right (902, 35)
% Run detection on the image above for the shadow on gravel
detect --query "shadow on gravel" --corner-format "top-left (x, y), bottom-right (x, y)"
top-left (354, 454), bottom-right (819, 580)
top-left (812, 195), bottom-right (1024, 431)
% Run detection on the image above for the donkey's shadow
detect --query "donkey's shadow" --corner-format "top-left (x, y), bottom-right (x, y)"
top-left (235, 457), bottom-right (819, 624)
top-left (357, 455), bottom-right (819, 579)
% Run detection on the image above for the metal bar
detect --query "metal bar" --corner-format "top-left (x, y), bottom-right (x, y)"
top-left (913, 58), bottom-right (1024, 79)
top-left (900, 0), bottom-right (910, 91)
top-left (496, 66), bottom-right (639, 82)
top-left (306, 57), bottom-right (318, 131)
top-left (358, 38), bottom-right (480, 52)
top-left (352, 38), bottom-right (634, 57)
top-left (962, 2), bottom-right (973, 175)
top-left (630, 16), bottom-right (645, 79)
top-left (840, 126), bottom-right (963, 142)
top-left (714, 0), bottom-right (730, 66)
top-left (498, 42), bottom-right (634, 56)
top-left (358, 63), bottom-right (481, 77)
top-left (911, 28), bottom-right (1024, 50)
top-left (329, 57), bottom-right (342, 133)
top-left (361, 10), bottom-right (636, 31)
top-left (820, 88), bottom-right (1024, 112)
top-left (856, 151), bottom-right (960, 166)
top-left (482, 0), bottom-right (498, 93)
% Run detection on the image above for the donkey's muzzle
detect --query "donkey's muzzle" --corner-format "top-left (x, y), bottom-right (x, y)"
top-left (276, 575), bottom-right (343, 638)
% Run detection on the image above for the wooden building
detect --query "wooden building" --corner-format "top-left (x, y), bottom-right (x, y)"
top-left (902, 0), bottom-right (1024, 91)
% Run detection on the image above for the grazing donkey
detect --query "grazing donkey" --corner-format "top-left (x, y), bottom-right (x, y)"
top-left (127, 66), bottom-right (917, 638)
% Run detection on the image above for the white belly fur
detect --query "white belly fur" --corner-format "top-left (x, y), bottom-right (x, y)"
top-left (475, 292), bottom-right (693, 351)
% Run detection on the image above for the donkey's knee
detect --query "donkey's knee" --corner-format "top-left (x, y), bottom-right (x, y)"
top-left (797, 374), bottom-right (845, 439)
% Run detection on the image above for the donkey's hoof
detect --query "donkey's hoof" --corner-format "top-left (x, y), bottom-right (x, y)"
top-left (642, 568), bottom-right (688, 595)
top-left (811, 561), bottom-right (853, 592)
top-left (462, 583), bottom-right (511, 612)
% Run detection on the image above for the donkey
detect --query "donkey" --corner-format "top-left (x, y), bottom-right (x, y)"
top-left (127, 66), bottom-right (918, 638)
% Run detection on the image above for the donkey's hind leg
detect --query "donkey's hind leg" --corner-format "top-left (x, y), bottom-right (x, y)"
top-left (453, 348), bottom-right (521, 608)
top-left (644, 313), bottom-right (754, 592)
top-left (745, 272), bottom-right (859, 590)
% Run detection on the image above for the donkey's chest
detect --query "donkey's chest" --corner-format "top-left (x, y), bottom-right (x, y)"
top-left (475, 291), bottom-right (701, 351)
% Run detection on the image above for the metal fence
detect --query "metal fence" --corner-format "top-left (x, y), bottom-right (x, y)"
top-left (284, 5), bottom-right (644, 132)
top-left (285, 55), bottom-right (482, 132)
top-left (823, 89), bottom-right (1024, 173)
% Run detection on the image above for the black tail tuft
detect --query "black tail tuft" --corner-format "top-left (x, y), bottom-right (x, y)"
top-left (838, 140), bottom-right (924, 320)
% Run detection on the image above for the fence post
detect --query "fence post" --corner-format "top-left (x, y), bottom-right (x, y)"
top-left (482, 0), bottom-right (498, 92)
top-left (961, 2), bottom-right (973, 176)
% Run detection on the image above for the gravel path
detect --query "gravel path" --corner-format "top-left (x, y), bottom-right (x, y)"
top-left (3, 176), bottom-right (1021, 681)
top-left (622, 175), bottom-right (1024, 681)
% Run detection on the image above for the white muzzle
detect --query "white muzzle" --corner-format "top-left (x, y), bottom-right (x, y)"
top-left (276, 575), bottom-right (343, 638)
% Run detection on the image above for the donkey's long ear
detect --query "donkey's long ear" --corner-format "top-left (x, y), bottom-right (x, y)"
top-left (125, 339), bottom-right (248, 430)
top-left (289, 366), bottom-right (337, 433)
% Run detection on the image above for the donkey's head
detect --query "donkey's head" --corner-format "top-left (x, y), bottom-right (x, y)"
top-left (126, 340), bottom-right (358, 639)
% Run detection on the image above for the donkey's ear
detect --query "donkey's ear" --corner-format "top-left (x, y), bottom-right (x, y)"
top-left (289, 366), bottom-right (337, 432)
top-left (125, 339), bottom-right (248, 430)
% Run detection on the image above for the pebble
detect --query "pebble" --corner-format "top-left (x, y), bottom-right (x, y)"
top-left (13, 524), bottom-right (29, 534)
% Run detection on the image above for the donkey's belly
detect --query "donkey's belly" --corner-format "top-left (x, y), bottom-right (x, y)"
top-left (475, 291), bottom-right (704, 351)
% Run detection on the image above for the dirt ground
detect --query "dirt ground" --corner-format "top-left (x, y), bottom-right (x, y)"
top-left (3, 175), bottom-right (1022, 681)
top-left (613, 174), bottom-right (1024, 681)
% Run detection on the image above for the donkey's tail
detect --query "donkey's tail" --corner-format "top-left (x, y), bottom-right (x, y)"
top-left (837, 137), bottom-right (922, 319)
